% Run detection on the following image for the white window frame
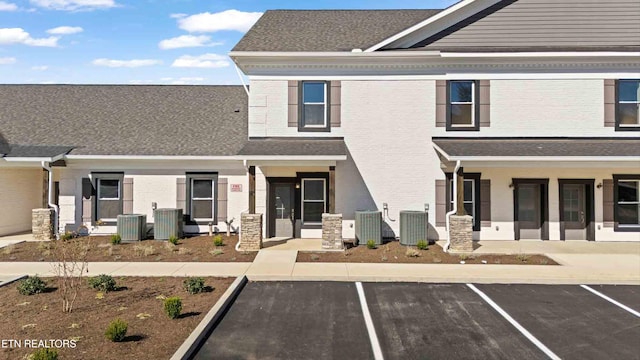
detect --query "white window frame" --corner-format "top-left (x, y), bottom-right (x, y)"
top-left (449, 178), bottom-right (476, 220)
top-left (97, 178), bottom-right (121, 222)
top-left (191, 178), bottom-right (215, 221)
top-left (618, 79), bottom-right (640, 128)
top-left (449, 80), bottom-right (475, 127)
top-left (617, 179), bottom-right (640, 227)
top-left (301, 178), bottom-right (326, 225)
top-left (302, 81), bottom-right (327, 128)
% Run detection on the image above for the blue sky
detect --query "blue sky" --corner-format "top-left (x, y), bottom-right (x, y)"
top-left (0, 0), bottom-right (457, 85)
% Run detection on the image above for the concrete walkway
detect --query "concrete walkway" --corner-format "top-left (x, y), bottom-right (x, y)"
top-left (0, 241), bottom-right (638, 284)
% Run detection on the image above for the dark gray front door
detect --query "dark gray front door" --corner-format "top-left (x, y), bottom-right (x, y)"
top-left (518, 184), bottom-right (542, 239)
top-left (272, 183), bottom-right (295, 238)
top-left (562, 184), bottom-right (587, 240)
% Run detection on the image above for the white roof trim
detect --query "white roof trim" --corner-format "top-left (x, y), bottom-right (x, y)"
top-left (65, 155), bottom-right (347, 161)
top-left (364, 0), bottom-right (500, 52)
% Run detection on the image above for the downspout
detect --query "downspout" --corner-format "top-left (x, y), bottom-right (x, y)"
top-left (41, 161), bottom-right (59, 240)
top-left (443, 160), bottom-right (461, 253)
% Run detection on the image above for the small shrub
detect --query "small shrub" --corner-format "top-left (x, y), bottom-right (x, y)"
top-left (516, 254), bottom-right (530, 263)
top-left (366, 240), bottom-right (377, 249)
top-left (164, 242), bottom-right (177, 252)
top-left (110, 234), bottom-right (122, 245)
top-left (134, 244), bottom-right (154, 257)
top-left (104, 318), bottom-right (128, 342)
top-left (405, 248), bottom-right (420, 258)
top-left (29, 347), bottom-right (58, 360)
top-left (209, 249), bottom-right (224, 256)
top-left (60, 232), bottom-right (74, 241)
top-left (2, 245), bottom-right (13, 255)
top-left (458, 253), bottom-right (474, 261)
top-left (213, 235), bottom-right (224, 247)
top-left (168, 235), bottom-right (179, 245)
top-left (164, 297), bottom-right (182, 319)
top-left (416, 240), bottom-right (428, 250)
top-left (183, 277), bottom-right (206, 294)
top-left (88, 274), bottom-right (117, 292)
top-left (17, 276), bottom-right (46, 296)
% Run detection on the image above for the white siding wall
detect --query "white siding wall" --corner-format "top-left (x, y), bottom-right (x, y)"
top-left (0, 168), bottom-right (43, 236)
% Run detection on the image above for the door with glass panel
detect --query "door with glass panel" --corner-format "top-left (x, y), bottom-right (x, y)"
top-left (271, 183), bottom-right (295, 238)
top-left (562, 184), bottom-right (587, 240)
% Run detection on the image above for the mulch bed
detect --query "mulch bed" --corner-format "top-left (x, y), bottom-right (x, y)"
top-left (0, 235), bottom-right (256, 262)
top-left (297, 241), bottom-right (558, 265)
top-left (0, 276), bottom-right (234, 360)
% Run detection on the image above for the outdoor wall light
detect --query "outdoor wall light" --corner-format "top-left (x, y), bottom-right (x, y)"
top-left (596, 182), bottom-right (603, 189)
top-left (508, 183), bottom-right (514, 188)
top-left (295, 183), bottom-right (300, 189)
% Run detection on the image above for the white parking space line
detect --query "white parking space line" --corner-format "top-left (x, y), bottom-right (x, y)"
top-left (466, 284), bottom-right (561, 360)
top-left (355, 282), bottom-right (384, 360)
top-left (580, 285), bottom-right (640, 318)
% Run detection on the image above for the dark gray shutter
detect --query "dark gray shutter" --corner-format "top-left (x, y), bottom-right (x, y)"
top-left (604, 79), bottom-right (616, 127)
top-left (176, 178), bottom-right (186, 213)
top-left (81, 177), bottom-right (94, 224)
top-left (480, 179), bottom-right (491, 227)
top-left (603, 179), bottom-right (614, 227)
top-left (435, 179), bottom-right (446, 226)
top-left (436, 80), bottom-right (446, 127)
top-left (330, 81), bottom-right (341, 127)
top-left (288, 81), bottom-right (298, 127)
top-left (123, 178), bottom-right (133, 214)
top-left (479, 80), bottom-right (490, 128)
top-left (217, 178), bottom-right (228, 223)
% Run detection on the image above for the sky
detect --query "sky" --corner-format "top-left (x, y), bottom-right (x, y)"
top-left (0, 0), bottom-right (458, 85)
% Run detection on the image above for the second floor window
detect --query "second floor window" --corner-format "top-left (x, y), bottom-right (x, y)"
top-left (618, 80), bottom-right (639, 130)
top-left (301, 81), bottom-right (328, 130)
top-left (447, 80), bottom-right (478, 131)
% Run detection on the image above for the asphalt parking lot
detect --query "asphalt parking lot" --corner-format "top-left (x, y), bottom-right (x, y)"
top-left (194, 282), bottom-right (640, 360)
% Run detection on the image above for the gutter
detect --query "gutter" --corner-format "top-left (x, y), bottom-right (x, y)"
top-left (41, 161), bottom-right (59, 240)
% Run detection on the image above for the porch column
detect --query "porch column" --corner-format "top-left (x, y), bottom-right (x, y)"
top-left (248, 166), bottom-right (256, 214)
top-left (42, 168), bottom-right (49, 208)
top-left (329, 166), bottom-right (335, 213)
top-left (456, 166), bottom-right (466, 215)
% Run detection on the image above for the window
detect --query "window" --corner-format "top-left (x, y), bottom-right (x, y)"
top-left (301, 178), bottom-right (326, 224)
top-left (615, 175), bottom-right (640, 230)
top-left (300, 81), bottom-right (329, 131)
top-left (617, 80), bottom-right (640, 129)
top-left (447, 80), bottom-right (478, 130)
top-left (186, 173), bottom-right (217, 223)
top-left (446, 173), bottom-right (481, 230)
top-left (93, 173), bottom-right (124, 223)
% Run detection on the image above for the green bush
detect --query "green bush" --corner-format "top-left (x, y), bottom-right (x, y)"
top-left (88, 274), bottom-right (117, 292)
top-left (164, 297), bottom-right (182, 319)
top-left (416, 240), bottom-right (428, 250)
top-left (110, 234), bottom-right (122, 245)
top-left (183, 277), bottom-right (206, 294)
top-left (17, 276), bottom-right (46, 296)
top-left (213, 235), bottom-right (224, 247)
top-left (105, 318), bottom-right (128, 342)
top-left (168, 235), bottom-right (179, 245)
top-left (366, 240), bottom-right (377, 249)
top-left (29, 348), bottom-right (58, 360)
top-left (60, 232), bottom-right (74, 241)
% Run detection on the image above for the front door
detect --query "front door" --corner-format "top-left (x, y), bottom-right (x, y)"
top-left (514, 179), bottom-right (549, 240)
top-left (560, 180), bottom-right (594, 241)
top-left (270, 182), bottom-right (295, 238)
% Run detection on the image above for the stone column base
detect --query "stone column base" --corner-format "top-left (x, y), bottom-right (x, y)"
top-left (448, 215), bottom-right (473, 253)
top-left (239, 213), bottom-right (263, 251)
top-left (32, 208), bottom-right (55, 241)
top-left (322, 213), bottom-right (343, 250)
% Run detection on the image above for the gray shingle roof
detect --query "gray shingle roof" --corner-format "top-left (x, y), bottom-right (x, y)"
top-left (433, 138), bottom-right (640, 158)
top-left (3, 145), bottom-right (74, 158)
top-left (238, 139), bottom-right (346, 156)
top-left (0, 85), bottom-right (248, 156)
top-left (232, 10), bottom-right (441, 52)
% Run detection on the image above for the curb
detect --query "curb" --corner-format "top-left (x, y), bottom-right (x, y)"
top-left (0, 274), bottom-right (28, 288)
top-left (171, 275), bottom-right (248, 360)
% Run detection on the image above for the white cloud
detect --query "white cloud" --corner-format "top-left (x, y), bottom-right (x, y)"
top-left (170, 13), bottom-right (186, 19)
top-left (92, 58), bottom-right (162, 68)
top-left (177, 9), bottom-right (262, 33)
top-left (0, 28), bottom-right (59, 47)
top-left (0, 57), bottom-right (16, 65)
top-left (32, 65), bottom-right (49, 70)
top-left (29, 0), bottom-right (116, 11)
top-left (158, 35), bottom-right (221, 50)
top-left (128, 79), bottom-right (154, 85)
top-left (160, 77), bottom-right (205, 85)
top-left (0, 1), bottom-right (17, 11)
top-left (171, 54), bottom-right (229, 69)
top-left (47, 26), bottom-right (83, 35)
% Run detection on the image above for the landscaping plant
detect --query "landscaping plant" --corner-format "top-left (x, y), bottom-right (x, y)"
top-left (29, 347), bottom-right (58, 360)
top-left (105, 318), bottom-right (128, 342)
top-left (164, 297), bottom-right (182, 319)
top-left (110, 234), bottom-right (122, 245)
top-left (366, 240), bottom-right (377, 249)
top-left (60, 232), bottom-right (75, 241)
top-left (168, 235), bottom-right (179, 245)
top-left (17, 276), bottom-right (47, 296)
top-left (213, 234), bottom-right (224, 247)
top-left (416, 240), bottom-right (428, 250)
top-left (405, 248), bottom-right (421, 258)
top-left (88, 274), bottom-right (117, 292)
top-left (51, 236), bottom-right (90, 313)
top-left (183, 277), bottom-right (206, 294)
